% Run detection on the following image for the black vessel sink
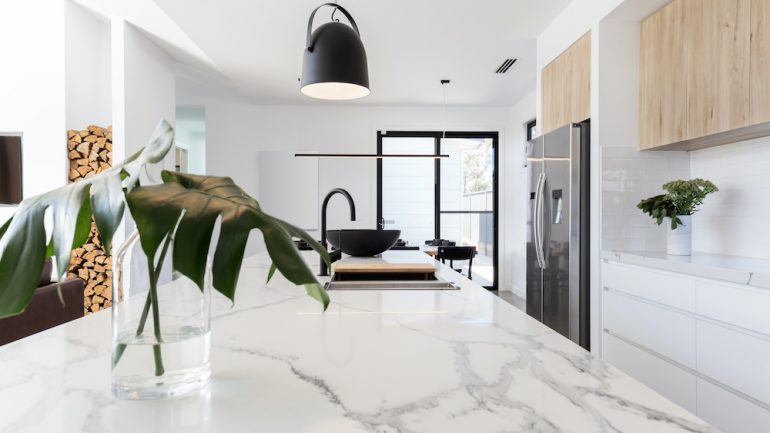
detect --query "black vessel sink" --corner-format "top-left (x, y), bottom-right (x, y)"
top-left (326, 229), bottom-right (401, 257)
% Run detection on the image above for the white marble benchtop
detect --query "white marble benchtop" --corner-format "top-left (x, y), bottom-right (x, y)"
top-left (0, 251), bottom-right (716, 432)
top-left (603, 249), bottom-right (770, 290)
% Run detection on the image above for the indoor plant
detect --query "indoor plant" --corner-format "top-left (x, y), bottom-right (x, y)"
top-left (0, 119), bottom-right (330, 398)
top-left (637, 178), bottom-right (718, 256)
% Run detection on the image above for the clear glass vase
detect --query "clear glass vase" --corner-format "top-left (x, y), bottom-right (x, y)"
top-left (112, 230), bottom-right (211, 399)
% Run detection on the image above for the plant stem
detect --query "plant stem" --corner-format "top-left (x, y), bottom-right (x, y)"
top-left (113, 234), bottom-right (174, 374)
top-left (147, 261), bottom-right (164, 376)
top-left (136, 292), bottom-right (152, 336)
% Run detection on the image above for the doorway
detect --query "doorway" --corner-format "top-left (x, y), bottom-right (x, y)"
top-left (377, 131), bottom-right (499, 289)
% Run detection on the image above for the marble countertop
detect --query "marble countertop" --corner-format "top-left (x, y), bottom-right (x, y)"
top-left (0, 251), bottom-right (716, 432)
top-left (603, 250), bottom-right (770, 290)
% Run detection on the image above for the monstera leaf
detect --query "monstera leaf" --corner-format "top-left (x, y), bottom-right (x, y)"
top-left (0, 120), bottom-right (174, 319)
top-left (125, 171), bottom-right (331, 309)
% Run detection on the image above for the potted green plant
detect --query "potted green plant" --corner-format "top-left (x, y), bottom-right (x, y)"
top-left (0, 119), bottom-right (330, 399)
top-left (637, 178), bottom-right (718, 256)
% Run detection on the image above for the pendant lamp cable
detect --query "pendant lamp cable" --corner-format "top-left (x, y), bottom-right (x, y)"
top-left (331, 0), bottom-right (339, 21)
top-left (441, 79), bottom-right (450, 141)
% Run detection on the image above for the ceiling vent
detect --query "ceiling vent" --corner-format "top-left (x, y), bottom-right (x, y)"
top-left (495, 58), bottom-right (517, 74)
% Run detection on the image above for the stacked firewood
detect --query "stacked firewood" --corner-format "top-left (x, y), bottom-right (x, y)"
top-left (67, 125), bottom-right (112, 181)
top-left (66, 125), bottom-right (113, 315)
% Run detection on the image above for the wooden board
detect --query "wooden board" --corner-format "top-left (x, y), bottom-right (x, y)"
top-left (639, 0), bottom-right (687, 150)
top-left (751, 0), bottom-right (770, 125)
top-left (685, 0), bottom-right (750, 138)
top-left (332, 262), bottom-right (437, 274)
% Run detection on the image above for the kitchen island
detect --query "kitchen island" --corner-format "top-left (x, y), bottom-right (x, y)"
top-left (0, 251), bottom-right (716, 432)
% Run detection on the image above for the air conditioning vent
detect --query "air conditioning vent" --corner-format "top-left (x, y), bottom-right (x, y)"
top-left (495, 58), bottom-right (517, 74)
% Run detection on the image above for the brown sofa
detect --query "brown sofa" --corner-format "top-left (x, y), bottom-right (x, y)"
top-left (0, 260), bottom-right (85, 345)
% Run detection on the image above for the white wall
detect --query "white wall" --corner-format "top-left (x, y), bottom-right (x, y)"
top-left (175, 106), bottom-right (206, 174)
top-left (0, 0), bottom-right (66, 225)
top-left (503, 90), bottom-right (536, 298)
top-left (65, 0), bottom-right (111, 130)
top-left (691, 139), bottom-right (770, 260)
top-left (112, 20), bottom-right (176, 174)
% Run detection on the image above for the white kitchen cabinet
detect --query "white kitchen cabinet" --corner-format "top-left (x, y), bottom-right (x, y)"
top-left (696, 280), bottom-right (770, 335)
top-left (602, 258), bottom-right (770, 432)
top-left (697, 379), bottom-right (770, 433)
top-left (603, 289), bottom-right (696, 368)
top-left (697, 320), bottom-right (770, 406)
top-left (603, 332), bottom-right (697, 412)
top-left (602, 262), bottom-right (695, 312)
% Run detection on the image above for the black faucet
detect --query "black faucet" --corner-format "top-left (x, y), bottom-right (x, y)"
top-left (320, 188), bottom-right (356, 276)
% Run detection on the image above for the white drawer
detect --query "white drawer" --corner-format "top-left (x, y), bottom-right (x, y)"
top-left (697, 379), bottom-right (770, 433)
top-left (603, 290), bottom-right (696, 368)
top-left (696, 281), bottom-right (770, 336)
top-left (603, 262), bottom-right (695, 311)
top-left (603, 332), bottom-right (696, 413)
top-left (697, 320), bottom-right (770, 406)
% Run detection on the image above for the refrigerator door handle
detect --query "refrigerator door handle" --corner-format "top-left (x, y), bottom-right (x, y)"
top-left (534, 173), bottom-right (546, 269)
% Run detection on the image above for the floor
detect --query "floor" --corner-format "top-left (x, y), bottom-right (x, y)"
top-left (493, 290), bottom-right (526, 311)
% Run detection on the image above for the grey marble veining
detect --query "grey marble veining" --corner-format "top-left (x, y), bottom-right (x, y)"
top-left (0, 251), bottom-right (716, 432)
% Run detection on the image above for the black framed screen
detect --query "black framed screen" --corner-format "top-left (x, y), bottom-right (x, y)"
top-left (0, 136), bottom-right (23, 204)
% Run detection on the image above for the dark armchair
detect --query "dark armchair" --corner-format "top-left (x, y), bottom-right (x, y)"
top-left (0, 260), bottom-right (85, 345)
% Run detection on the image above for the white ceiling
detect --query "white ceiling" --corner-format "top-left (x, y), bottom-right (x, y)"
top-left (154, 0), bottom-right (571, 105)
top-left (83, 0), bottom-right (569, 105)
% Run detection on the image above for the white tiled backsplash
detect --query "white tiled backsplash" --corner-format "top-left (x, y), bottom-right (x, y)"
top-left (602, 145), bottom-right (690, 252)
top-left (690, 136), bottom-right (770, 260)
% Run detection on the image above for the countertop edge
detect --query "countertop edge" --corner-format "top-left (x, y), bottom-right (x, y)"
top-left (601, 250), bottom-right (770, 291)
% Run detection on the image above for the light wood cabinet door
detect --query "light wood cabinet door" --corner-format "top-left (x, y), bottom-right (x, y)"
top-left (685, 0), bottom-right (751, 138)
top-left (541, 32), bottom-right (591, 134)
top-left (751, 0), bottom-right (770, 124)
top-left (639, 0), bottom-right (687, 150)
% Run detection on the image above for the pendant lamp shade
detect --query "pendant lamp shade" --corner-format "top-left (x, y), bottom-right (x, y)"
top-left (301, 3), bottom-right (370, 100)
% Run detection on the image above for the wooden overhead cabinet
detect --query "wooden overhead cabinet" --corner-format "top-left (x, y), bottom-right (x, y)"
top-left (639, 0), bottom-right (770, 150)
top-left (751, 0), bottom-right (770, 124)
top-left (541, 32), bottom-right (591, 135)
top-left (639, 0), bottom-right (687, 150)
top-left (684, 0), bottom-right (750, 138)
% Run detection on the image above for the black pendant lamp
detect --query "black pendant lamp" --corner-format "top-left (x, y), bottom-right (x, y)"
top-left (301, 3), bottom-right (370, 100)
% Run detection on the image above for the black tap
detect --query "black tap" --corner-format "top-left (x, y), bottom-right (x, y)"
top-left (320, 188), bottom-right (356, 276)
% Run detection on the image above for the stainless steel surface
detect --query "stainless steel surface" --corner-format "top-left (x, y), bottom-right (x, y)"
top-left (534, 173), bottom-right (546, 270)
top-left (525, 123), bottom-right (589, 350)
top-left (568, 126), bottom-right (582, 344)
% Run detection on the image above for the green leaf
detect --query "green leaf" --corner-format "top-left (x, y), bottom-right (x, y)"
top-left (0, 208), bottom-right (47, 317)
top-left (0, 119), bottom-right (175, 319)
top-left (91, 173), bottom-right (125, 253)
top-left (125, 172), bottom-right (329, 310)
top-left (266, 263), bottom-right (277, 284)
top-left (0, 217), bottom-right (11, 239)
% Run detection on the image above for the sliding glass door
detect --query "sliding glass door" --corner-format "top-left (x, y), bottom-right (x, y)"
top-left (439, 136), bottom-right (496, 287)
top-left (377, 131), bottom-right (498, 289)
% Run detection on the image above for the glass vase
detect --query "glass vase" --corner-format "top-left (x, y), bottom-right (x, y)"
top-left (111, 230), bottom-right (211, 399)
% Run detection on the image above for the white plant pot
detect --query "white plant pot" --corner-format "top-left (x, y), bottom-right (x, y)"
top-left (667, 215), bottom-right (692, 256)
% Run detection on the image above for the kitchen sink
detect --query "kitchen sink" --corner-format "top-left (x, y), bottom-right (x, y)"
top-left (326, 229), bottom-right (401, 256)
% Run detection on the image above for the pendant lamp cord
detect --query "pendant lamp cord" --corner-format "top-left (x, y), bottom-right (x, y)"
top-left (331, 0), bottom-right (339, 21)
top-left (441, 80), bottom-right (449, 141)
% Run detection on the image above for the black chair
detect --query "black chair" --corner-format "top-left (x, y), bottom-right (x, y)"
top-left (437, 246), bottom-right (476, 280)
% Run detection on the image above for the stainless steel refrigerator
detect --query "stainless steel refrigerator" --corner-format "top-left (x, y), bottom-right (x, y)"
top-left (526, 122), bottom-right (590, 350)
